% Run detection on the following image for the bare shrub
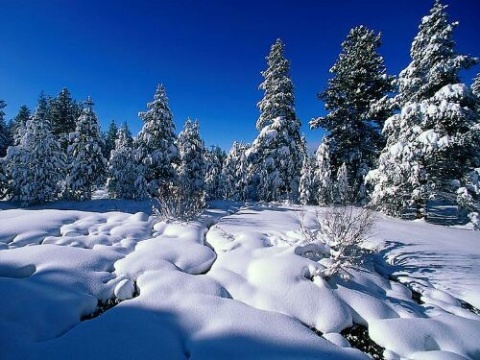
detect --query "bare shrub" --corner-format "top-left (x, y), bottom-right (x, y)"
top-left (152, 182), bottom-right (205, 221)
top-left (301, 206), bottom-right (375, 278)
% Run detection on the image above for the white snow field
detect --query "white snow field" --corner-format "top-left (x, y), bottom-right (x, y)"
top-left (0, 200), bottom-right (479, 359)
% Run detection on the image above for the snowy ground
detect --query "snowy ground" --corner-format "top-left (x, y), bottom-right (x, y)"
top-left (0, 199), bottom-right (479, 359)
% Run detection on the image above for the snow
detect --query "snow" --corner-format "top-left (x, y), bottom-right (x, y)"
top-left (0, 201), bottom-right (479, 359)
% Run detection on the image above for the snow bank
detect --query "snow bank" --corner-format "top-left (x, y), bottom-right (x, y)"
top-left (0, 203), bottom-right (479, 359)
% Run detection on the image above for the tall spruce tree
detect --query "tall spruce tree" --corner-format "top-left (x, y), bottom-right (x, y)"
top-left (137, 84), bottom-right (179, 197)
top-left (66, 97), bottom-right (107, 200)
top-left (369, 0), bottom-right (479, 219)
top-left (249, 39), bottom-right (304, 202)
top-left (4, 101), bottom-right (65, 205)
top-left (397, 0), bottom-right (477, 105)
top-left (310, 26), bottom-right (393, 204)
top-left (50, 88), bottom-right (81, 148)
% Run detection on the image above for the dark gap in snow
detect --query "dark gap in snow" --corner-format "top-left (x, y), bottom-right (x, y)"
top-left (340, 324), bottom-right (385, 360)
top-left (81, 282), bottom-right (140, 321)
top-left (388, 275), bottom-right (424, 305)
top-left (308, 325), bottom-right (323, 337)
top-left (459, 299), bottom-right (480, 315)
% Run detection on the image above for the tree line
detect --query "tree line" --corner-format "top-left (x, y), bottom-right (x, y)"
top-left (0, 0), bottom-right (479, 225)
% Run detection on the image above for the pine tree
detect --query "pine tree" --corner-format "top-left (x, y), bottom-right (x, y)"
top-left (177, 119), bottom-right (206, 206)
top-left (103, 120), bottom-right (118, 159)
top-left (256, 39), bottom-right (297, 131)
top-left (66, 97), bottom-right (107, 200)
top-left (369, 0), bottom-right (479, 219)
top-left (4, 102), bottom-right (65, 205)
top-left (249, 39), bottom-right (304, 202)
top-left (0, 100), bottom-right (8, 157)
top-left (299, 154), bottom-right (316, 205)
top-left (50, 88), bottom-right (82, 148)
top-left (205, 145), bottom-right (226, 200)
top-left (137, 84), bottom-right (179, 197)
top-left (335, 162), bottom-right (349, 205)
top-left (222, 141), bottom-right (249, 201)
top-left (310, 26), bottom-right (393, 204)
top-left (313, 140), bottom-right (333, 205)
top-left (10, 105), bottom-right (31, 145)
top-left (397, 0), bottom-right (477, 105)
top-left (0, 100), bottom-right (8, 197)
top-left (473, 73), bottom-right (480, 99)
top-left (107, 124), bottom-right (147, 200)
top-left (473, 73), bottom-right (480, 115)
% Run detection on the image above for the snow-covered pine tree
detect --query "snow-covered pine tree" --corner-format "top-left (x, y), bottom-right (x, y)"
top-left (397, 0), bottom-right (477, 105)
top-left (205, 145), bottom-right (226, 201)
top-left (310, 26), bottom-right (394, 204)
top-left (177, 119), bottom-right (206, 208)
top-left (313, 140), bottom-right (333, 205)
top-left (4, 101), bottom-right (65, 205)
top-left (137, 84), bottom-right (179, 198)
top-left (368, 0), bottom-right (479, 219)
top-left (66, 97), bottom-right (107, 200)
top-left (0, 100), bottom-right (8, 157)
top-left (299, 154), bottom-right (316, 205)
top-left (335, 162), bottom-right (349, 205)
top-left (249, 39), bottom-right (305, 202)
top-left (473, 73), bottom-right (480, 114)
top-left (10, 105), bottom-right (31, 146)
top-left (156, 118), bottom-right (205, 219)
top-left (103, 119), bottom-right (118, 159)
top-left (107, 124), bottom-right (147, 200)
top-left (222, 141), bottom-right (249, 201)
top-left (0, 100), bottom-right (8, 197)
top-left (50, 88), bottom-right (82, 149)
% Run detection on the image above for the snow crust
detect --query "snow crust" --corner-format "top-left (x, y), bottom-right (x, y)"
top-left (0, 201), bottom-right (479, 359)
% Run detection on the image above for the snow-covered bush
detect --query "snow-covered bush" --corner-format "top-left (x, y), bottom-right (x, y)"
top-left (301, 207), bottom-right (375, 278)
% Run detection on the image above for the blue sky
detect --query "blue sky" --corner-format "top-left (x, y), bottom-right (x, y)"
top-left (1, 0), bottom-right (478, 151)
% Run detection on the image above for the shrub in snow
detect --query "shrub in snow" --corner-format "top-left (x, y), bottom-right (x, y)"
top-left (310, 26), bottom-right (393, 204)
top-left (153, 182), bottom-right (204, 221)
top-left (301, 207), bottom-right (375, 279)
top-left (65, 97), bottom-right (107, 200)
top-left (136, 84), bottom-right (179, 197)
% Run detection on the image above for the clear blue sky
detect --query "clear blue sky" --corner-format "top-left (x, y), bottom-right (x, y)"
top-left (1, 0), bottom-right (478, 151)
